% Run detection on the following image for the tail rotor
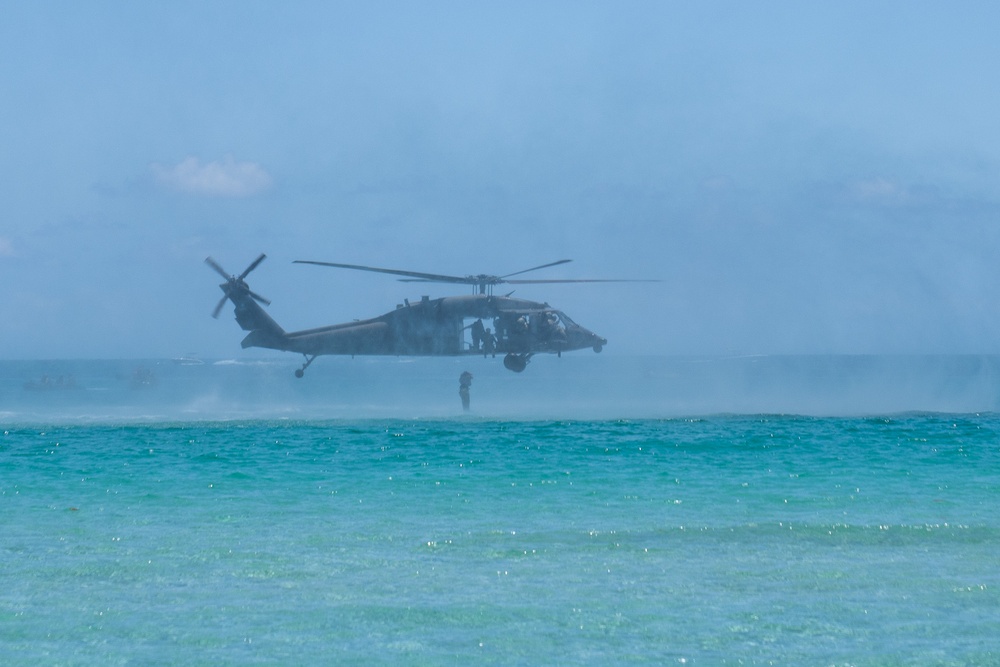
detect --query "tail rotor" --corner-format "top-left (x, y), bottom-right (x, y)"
top-left (206, 253), bottom-right (271, 318)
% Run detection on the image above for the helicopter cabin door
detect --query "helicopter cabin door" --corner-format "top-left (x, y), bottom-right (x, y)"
top-left (463, 317), bottom-right (489, 355)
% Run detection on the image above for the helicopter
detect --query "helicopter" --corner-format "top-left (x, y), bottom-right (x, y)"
top-left (206, 253), bottom-right (645, 377)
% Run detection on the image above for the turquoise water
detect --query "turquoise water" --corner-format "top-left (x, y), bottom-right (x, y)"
top-left (2, 358), bottom-right (1000, 664)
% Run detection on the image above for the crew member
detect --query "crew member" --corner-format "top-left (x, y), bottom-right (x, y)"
top-left (483, 328), bottom-right (497, 358)
top-left (470, 319), bottom-right (485, 352)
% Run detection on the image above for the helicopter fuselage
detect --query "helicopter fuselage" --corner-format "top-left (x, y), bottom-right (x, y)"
top-left (209, 254), bottom-right (609, 376)
top-left (245, 293), bottom-right (604, 356)
top-left (228, 285), bottom-right (606, 375)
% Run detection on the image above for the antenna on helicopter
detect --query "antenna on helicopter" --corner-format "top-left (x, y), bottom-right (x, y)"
top-left (205, 254), bottom-right (271, 318)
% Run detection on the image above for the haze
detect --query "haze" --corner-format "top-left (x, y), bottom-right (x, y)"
top-left (3, 2), bottom-right (1000, 360)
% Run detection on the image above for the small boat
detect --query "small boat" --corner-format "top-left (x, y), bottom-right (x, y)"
top-left (23, 375), bottom-right (80, 391)
top-left (172, 356), bottom-right (204, 365)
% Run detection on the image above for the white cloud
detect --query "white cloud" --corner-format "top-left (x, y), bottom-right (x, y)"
top-left (151, 156), bottom-right (272, 197)
top-left (0, 237), bottom-right (13, 257)
top-left (850, 177), bottom-right (907, 205)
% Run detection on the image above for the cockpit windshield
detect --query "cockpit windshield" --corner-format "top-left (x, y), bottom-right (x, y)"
top-left (552, 310), bottom-right (575, 327)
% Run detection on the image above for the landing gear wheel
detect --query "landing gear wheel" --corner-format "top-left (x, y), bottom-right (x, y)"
top-left (503, 353), bottom-right (530, 373)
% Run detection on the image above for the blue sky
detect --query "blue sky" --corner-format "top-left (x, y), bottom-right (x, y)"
top-left (3, 2), bottom-right (1000, 359)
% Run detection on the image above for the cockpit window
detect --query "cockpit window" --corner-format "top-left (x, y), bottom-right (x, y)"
top-left (553, 310), bottom-right (575, 327)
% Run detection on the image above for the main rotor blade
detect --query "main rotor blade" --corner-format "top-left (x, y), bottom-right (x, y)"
top-left (205, 256), bottom-right (230, 280)
top-left (238, 253), bottom-right (267, 281)
top-left (504, 279), bottom-right (663, 284)
top-left (501, 259), bottom-right (572, 279)
top-left (295, 259), bottom-right (580, 285)
top-left (294, 260), bottom-right (472, 284)
top-left (397, 277), bottom-right (661, 286)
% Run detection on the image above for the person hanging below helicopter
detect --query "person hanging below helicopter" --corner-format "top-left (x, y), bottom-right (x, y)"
top-left (470, 318), bottom-right (485, 352)
top-left (459, 371), bottom-right (473, 412)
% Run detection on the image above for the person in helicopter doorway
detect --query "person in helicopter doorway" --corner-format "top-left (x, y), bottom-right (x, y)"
top-left (483, 328), bottom-right (496, 358)
top-left (470, 318), bottom-right (485, 352)
top-left (459, 371), bottom-right (473, 412)
top-left (541, 311), bottom-right (566, 344)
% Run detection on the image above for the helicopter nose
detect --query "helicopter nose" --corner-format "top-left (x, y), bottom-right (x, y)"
top-left (566, 324), bottom-right (606, 352)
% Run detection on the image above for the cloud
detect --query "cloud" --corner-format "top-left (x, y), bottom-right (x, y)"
top-left (0, 237), bottom-right (13, 257)
top-left (849, 177), bottom-right (909, 206)
top-left (151, 156), bottom-right (272, 197)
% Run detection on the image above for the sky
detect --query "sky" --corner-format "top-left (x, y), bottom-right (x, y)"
top-left (3, 1), bottom-right (1000, 359)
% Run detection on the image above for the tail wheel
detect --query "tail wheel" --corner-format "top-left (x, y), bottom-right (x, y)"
top-left (295, 355), bottom-right (317, 378)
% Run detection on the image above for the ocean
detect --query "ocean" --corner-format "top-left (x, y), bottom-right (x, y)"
top-left (2, 356), bottom-right (999, 665)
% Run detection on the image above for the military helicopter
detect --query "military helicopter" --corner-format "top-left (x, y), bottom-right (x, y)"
top-left (206, 253), bottom-right (644, 377)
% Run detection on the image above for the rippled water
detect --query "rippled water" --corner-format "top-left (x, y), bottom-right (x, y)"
top-left (3, 411), bottom-right (999, 665)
